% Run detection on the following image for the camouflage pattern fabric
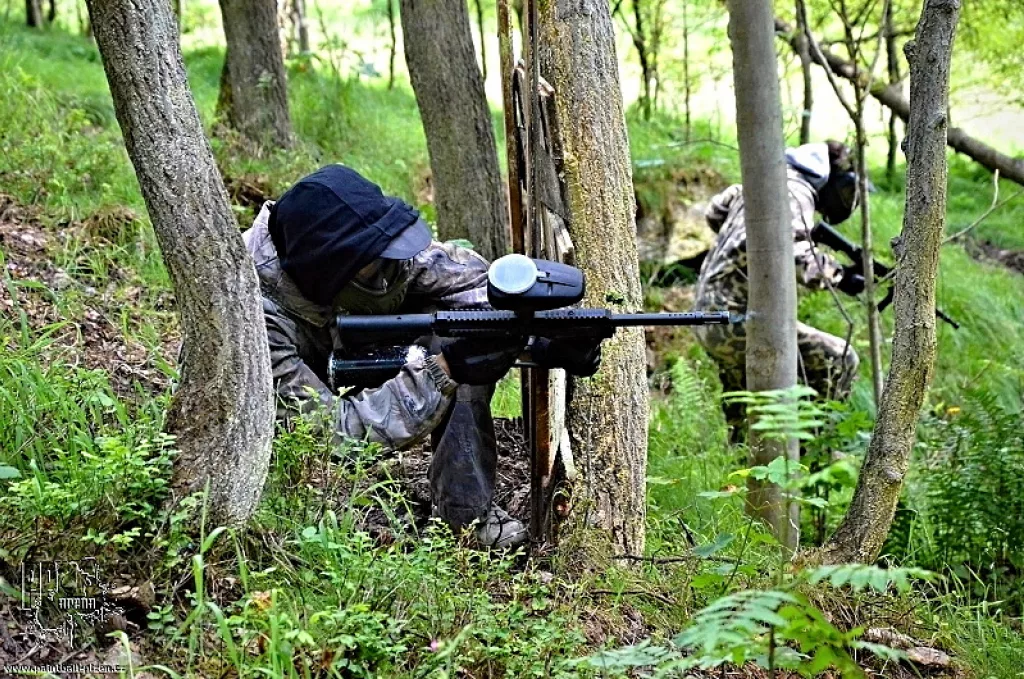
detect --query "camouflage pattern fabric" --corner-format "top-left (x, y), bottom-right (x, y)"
top-left (243, 201), bottom-right (492, 451)
top-left (693, 170), bottom-right (860, 427)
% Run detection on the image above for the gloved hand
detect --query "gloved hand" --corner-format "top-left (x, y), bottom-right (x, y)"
top-left (529, 336), bottom-right (603, 377)
top-left (837, 267), bottom-right (866, 296)
top-left (432, 336), bottom-right (523, 385)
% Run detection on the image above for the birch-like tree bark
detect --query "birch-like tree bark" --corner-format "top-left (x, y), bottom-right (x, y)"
top-left (400, 0), bottom-right (509, 262)
top-left (727, 0), bottom-right (800, 552)
top-left (86, 0), bottom-right (275, 525)
top-left (823, 0), bottom-right (960, 564)
top-left (538, 0), bottom-right (649, 556)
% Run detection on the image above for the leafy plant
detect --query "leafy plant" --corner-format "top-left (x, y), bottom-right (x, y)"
top-left (575, 565), bottom-right (934, 677)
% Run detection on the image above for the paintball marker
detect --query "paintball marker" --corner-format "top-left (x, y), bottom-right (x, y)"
top-left (810, 222), bottom-right (960, 330)
top-left (328, 254), bottom-right (731, 390)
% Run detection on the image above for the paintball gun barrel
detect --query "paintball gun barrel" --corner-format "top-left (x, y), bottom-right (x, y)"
top-left (329, 254), bottom-right (731, 390)
top-left (335, 308), bottom-right (729, 344)
top-left (811, 222), bottom-right (960, 329)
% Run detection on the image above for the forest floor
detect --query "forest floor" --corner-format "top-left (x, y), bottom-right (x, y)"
top-left (2, 16), bottom-right (1024, 679)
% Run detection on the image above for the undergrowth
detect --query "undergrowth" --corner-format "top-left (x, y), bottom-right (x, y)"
top-left (1, 14), bottom-right (1023, 678)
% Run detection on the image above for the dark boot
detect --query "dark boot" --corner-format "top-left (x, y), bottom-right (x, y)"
top-left (428, 384), bottom-right (526, 547)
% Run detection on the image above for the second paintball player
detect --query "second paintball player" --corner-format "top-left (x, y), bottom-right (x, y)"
top-left (242, 164), bottom-right (601, 548)
top-left (693, 141), bottom-right (865, 437)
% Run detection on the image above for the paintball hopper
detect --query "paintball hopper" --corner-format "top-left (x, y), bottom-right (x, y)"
top-left (486, 254), bottom-right (585, 312)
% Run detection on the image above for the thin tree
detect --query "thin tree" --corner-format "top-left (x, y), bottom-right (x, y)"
top-left (85, 0), bottom-right (276, 524)
top-left (885, 2), bottom-right (902, 179)
top-left (172, 0), bottom-right (183, 31)
top-left (614, 0), bottom-right (667, 121)
top-left (682, 0), bottom-right (692, 140)
top-left (386, 0), bottom-right (397, 90)
top-left (776, 15), bottom-right (1024, 188)
top-left (217, 0), bottom-right (294, 150)
top-left (794, 0), bottom-right (814, 144)
top-left (289, 0), bottom-right (310, 54)
top-left (823, 0), bottom-right (961, 564)
top-left (727, 0), bottom-right (801, 552)
top-left (26, 0), bottom-right (42, 27)
top-left (400, 0), bottom-right (509, 261)
top-left (538, 0), bottom-right (650, 556)
top-left (795, 0), bottom-right (888, 403)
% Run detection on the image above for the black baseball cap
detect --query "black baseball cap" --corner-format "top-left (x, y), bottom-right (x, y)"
top-left (268, 165), bottom-right (432, 306)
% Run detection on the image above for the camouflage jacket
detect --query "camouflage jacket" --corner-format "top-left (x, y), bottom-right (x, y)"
top-left (694, 169), bottom-right (845, 313)
top-left (243, 202), bottom-right (491, 451)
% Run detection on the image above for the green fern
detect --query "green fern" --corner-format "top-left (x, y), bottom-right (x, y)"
top-left (674, 589), bottom-right (796, 666)
top-left (803, 564), bottom-right (937, 593)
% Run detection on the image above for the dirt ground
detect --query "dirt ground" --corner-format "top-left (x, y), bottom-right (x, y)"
top-left (0, 194), bottom-right (178, 399)
top-left (967, 237), bottom-right (1024, 275)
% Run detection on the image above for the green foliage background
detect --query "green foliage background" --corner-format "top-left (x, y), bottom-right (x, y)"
top-left (1, 1), bottom-right (1023, 677)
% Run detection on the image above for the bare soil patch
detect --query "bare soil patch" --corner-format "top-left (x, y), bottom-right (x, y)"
top-left (0, 194), bottom-right (178, 399)
top-left (967, 237), bottom-right (1024, 275)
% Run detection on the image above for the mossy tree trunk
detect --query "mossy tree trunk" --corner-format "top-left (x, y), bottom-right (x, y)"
top-left (217, 0), bottom-right (293, 150)
top-left (822, 0), bottom-right (960, 564)
top-left (538, 0), bottom-right (649, 556)
top-left (86, 0), bottom-right (275, 525)
top-left (400, 0), bottom-right (509, 262)
top-left (727, 0), bottom-right (801, 552)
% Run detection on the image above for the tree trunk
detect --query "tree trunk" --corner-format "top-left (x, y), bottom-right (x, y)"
top-left (77, 0), bottom-right (91, 36)
top-left (172, 0), bottom-right (183, 31)
top-left (217, 0), bottom-right (293, 150)
top-left (775, 17), bottom-right (1024, 188)
top-left (682, 0), bottom-right (692, 141)
top-left (85, 0), bottom-right (276, 525)
top-left (25, 0), bottom-right (42, 27)
top-left (386, 0), bottom-right (397, 89)
top-left (728, 0), bottom-right (800, 552)
top-left (290, 0), bottom-right (310, 53)
top-left (632, 1), bottom-right (652, 120)
top-left (46, 0), bottom-right (54, 22)
top-left (400, 0), bottom-right (510, 262)
top-left (538, 0), bottom-right (649, 557)
top-left (822, 0), bottom-right (960, 564)
top-left (885, 4), bottom-right (901, 179)
top-left (855, 114), bottom-right (886, 403)
top-left (474, 0), bottom-right (487, 81)
top-left (795, 0), bottom-right (813, 144)
top-left (836, 6), bottom-right (886, 405)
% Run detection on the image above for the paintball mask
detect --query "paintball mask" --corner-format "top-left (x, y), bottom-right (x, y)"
top-left (331, 259), bottom-right (411, 315)
top-left (817, 170), bottom-right (859, 225)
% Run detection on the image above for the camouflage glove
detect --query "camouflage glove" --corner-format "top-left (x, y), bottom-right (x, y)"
top-left (837, 267), bottom-right (866, 296)
top-left (530, 336), bottom-right (603, 377)
top-left (432, 336), bottom-right (523, 386)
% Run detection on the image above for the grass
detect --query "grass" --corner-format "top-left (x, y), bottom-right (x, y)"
top-left (2, 14), bottom-right (1024, 679)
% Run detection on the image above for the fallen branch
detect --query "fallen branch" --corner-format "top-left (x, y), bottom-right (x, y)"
top-left (588, 588), bottom-right (677, 607)
top-left (612, 552), bottom-right (739, 564)
top-left (775, 17), bottom-right (1024, 188)
top-left (944, 170), bottom-right (1024, 244)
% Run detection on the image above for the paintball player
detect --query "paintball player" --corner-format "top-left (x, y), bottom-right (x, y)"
top-left (242, 164), bottom-right (601, 548)
top-left (693, 141), bottom-right (864, 437)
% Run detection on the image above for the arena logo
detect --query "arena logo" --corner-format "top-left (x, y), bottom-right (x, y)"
top-left (17, 559), bottom-right (124, 648)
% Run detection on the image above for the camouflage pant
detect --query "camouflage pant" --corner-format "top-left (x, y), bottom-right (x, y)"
top-left (696, 321), bottom-right (860, 431)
